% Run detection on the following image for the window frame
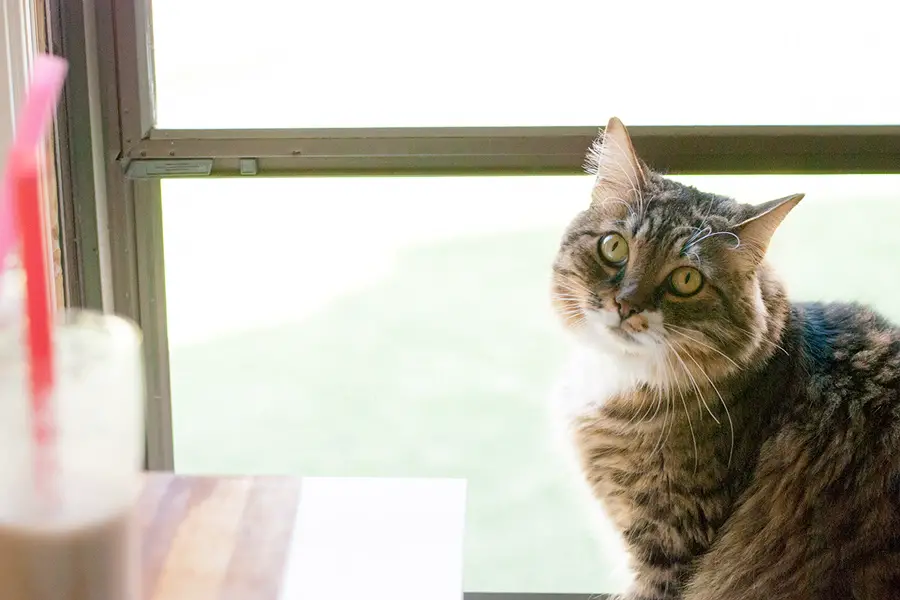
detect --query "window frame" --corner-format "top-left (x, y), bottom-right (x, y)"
top-left (124, 124), bottom-right (900, 177)
top-left (47, 0), bottom-right (900, 597)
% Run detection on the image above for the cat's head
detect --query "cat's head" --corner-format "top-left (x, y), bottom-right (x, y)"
top-left (552, 117), bottom-right (801, 383)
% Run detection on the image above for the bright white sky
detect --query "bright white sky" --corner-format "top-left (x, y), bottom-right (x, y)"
top-left (151, 0), bottom-right (900, 128)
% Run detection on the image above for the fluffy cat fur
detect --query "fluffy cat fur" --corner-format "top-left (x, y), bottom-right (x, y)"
top-left (550, 117), bottom-right (900, 600)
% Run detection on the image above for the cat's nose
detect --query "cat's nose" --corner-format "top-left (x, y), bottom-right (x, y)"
top-left (615, 282), bottom-right (651, 319)
top-left (615, 298), bottom-right (639, 320)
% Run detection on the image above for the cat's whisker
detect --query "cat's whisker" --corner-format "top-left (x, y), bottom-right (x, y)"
top-left (628, 388), bottom-right (652, 427)
top-left (560, 317), bottom-right (587, 328)
top-left (658, 354), bottom-right (679, 456)
top-left (651, 354), bottom-right (676, 456)
top-left (647, 379), bottom-right (664, 424)
top-left (554, 275), bottom-right (593, 296)
top-left (554, 308), bottom-right (586, 318)
top-left (555, 298), bottom-right (584, 314)
top-left (664, 324), bottom-right (742, 370)
top-left (552, 293), bottom-right (587, 302)
top-left (553, 281), bottom-right (590, 296)
top-left (728, 323), bottom-right (790, 356)
top-left (686, 229), bottom-right (741, 251)
top-left (663, 339), bottom-right (699, 472)
top-left (555, 307), bottom-right (587, 318)
top-left (668, 338), bottom-right (718, 426)
top-left (670, 340), bottom-right (721, 426)
top-left (638, 384), bottom-right (661, 426)
top-left (678, 344), bottom-right (736, 468)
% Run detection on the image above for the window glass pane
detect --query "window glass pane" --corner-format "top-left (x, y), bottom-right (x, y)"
top-left (150, 0), bottom-right (898, 128)
top-left (162, 174), bottom-right (900, 594)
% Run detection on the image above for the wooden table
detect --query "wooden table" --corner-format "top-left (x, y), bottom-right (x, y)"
top-left (139, 474), bottom-right (467, 600)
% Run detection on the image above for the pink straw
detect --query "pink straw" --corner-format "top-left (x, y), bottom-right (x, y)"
top-left (0, 55), bottom-right (68, 286)
top-left (2, 55), bottom-right (68, 500)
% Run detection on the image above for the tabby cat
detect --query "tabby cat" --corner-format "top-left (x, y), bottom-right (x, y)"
top-left (551, 117), bottom-right (900, 600)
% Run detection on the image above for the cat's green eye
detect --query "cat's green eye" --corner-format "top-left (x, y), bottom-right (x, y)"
top-left (598, 233), bottom-right (629, 265)
top-left (669, 266), bottom-right (704, 297)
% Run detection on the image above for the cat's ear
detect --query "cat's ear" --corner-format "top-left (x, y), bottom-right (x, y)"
top-left (588, 117), bottom-right (647, 207)
top-left (734, 193), bottom-right (804, 266)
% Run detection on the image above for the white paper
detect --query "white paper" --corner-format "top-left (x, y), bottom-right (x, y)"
top-left (279, 477), bottom-right (467, 600)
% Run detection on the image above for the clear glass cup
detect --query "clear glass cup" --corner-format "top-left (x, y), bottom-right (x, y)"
top-left (0, 308), bottom-right (144, 600)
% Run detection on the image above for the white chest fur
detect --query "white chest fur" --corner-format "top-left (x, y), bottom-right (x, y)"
top-left (551, 344), bottom-right (658, 424)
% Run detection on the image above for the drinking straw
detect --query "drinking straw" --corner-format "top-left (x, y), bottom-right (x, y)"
top-left (3, 54), bottom-right (68, 499)
top-left (0, 56), bottom-right (67, 285)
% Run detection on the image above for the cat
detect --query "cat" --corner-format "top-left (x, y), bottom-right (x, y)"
top-left (550, 117), bottom-right (900, 600)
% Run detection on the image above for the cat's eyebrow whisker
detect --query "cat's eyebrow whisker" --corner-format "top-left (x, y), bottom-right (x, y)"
top-left (689, 198), bottom-right (719, 247)
top-left (684, 225), bottom-right (712, 248)
top-left (599, 197), bottom-right (636, 219)
top-left (664, 324), bottom-right (742, 370)
top-left (684, 229), bottom-right (741, 252)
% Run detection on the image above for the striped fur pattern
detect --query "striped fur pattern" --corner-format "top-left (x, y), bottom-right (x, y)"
top-left (551, 117), bottom-right (900, 600)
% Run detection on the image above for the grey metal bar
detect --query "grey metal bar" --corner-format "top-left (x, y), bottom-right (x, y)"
top-left (47, 0), bottom-right (110, 310)
top-left (133, 179), bottom-right (174, 470)
top-left (91, 0), bottom-right (140, 320)
top-left (121, 125), bottom-right (900, 177)
top-left (110, 0), bottom-right (155, 145)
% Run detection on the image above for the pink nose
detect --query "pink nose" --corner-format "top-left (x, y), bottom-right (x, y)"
top-left (615, 298), bottom-right (638, 320)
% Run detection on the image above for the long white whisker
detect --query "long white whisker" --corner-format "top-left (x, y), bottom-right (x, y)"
top-left (652, 354), bottom-right (676, 456)
top-left (687, 230), bottom-right (741, 250)
top-left (628, 389), bottom-right (652, 427)
top-left (663, 339), bottom-right (698, 472)
top-left (728, 323), bottom-right (790, 356)
top-left (670, 339), bottom-right (720, 425)
top-left (664, 324), bottom-right (742, 370)
top-left (677, 343), bottom-right (735, 468)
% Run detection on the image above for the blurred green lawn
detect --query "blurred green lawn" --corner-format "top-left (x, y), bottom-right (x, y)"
top-left (162, 175), bottom-right (900, 594)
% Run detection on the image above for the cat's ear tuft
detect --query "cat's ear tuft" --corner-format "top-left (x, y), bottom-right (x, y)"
top-left (587, 117), bottom-right (647, 208)
top-left (734, 193), bottom-right (804, 266)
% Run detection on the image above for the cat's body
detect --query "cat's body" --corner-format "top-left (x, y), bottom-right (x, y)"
top-left (552, 118), bottom-right (900, 600)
